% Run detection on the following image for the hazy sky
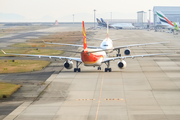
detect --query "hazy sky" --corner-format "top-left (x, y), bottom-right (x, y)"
top-left (0, 0), bottom-right (180, 22)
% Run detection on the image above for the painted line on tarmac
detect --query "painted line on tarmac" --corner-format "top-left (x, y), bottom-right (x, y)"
top-left (95, 69), bottom-right (105, 120)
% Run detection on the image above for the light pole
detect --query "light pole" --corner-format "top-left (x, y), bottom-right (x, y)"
top-left (148, 9), bottom-right (151, 28)
top-left (94, 9), bottom-right (96, 29)
top-left (73, 14), bottom-right (74, 24)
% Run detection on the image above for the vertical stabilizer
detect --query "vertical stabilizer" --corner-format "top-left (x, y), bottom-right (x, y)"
top-left (107, 20), bottom-right (109, 38)
top-left (101, 18), bottom-right (106, 24)
top-left (156, 11), bottom-right (174, 26)
top-left (96, 18), bottom-right (101, 24)
top-left (82, 21), bottom-right (87, 49)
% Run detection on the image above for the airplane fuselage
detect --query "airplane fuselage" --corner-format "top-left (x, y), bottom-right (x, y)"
top-left (110, 23), bottom-right (134, 29)
top-left (81, 49), bottom-right (107, 66)
top-left (100, 38), bottom-right (114, 53)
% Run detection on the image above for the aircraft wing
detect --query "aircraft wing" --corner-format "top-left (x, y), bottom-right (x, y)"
top-left (113, 41), bottom-right (170, 50)
top-left (1, 50), bottom-right (82, 62)
top-left (86, 49), bottom-right (112, 54)
top-left (44, 42), bottom-right (101, 49)
top-left (103, 52), bottom-right (175, 62)
top-left (111, 38), bottom-right (127, 41)
top-left (88, 38), bottom-right (124, 41)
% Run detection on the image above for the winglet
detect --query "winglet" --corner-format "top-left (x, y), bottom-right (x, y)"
top-left (1, 49), bottom-right (6, 54)
top-left (82, 21), bottom-right (87, 49)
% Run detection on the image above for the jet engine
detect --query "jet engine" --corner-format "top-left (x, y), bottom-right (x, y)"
top-left (124, 49), bottom-right (131, 55)
top-left (118, 60), bottom-right (127, 69)
top-left (64, 61), bottom-right (73, 69)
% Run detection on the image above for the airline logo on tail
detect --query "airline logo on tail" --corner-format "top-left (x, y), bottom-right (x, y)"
top-left (156, 11), bottom-right (174, 26)
top-left (96, 18), bottom-right (102, 24)
top-left (101, 18), bottom-right (106, 24)
top-left (82, 21), bottom-right (87, 49)
top-left (173, 22), bottom-right (179, 31)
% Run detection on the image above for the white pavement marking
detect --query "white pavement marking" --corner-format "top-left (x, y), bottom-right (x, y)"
top-left (95, 68), bottom-right (104, 120)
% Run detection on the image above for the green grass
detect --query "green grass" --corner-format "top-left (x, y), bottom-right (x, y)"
top-left (0, 82), bottom-right (21, 99)
top-left (9, 43), bottom-right (32, 48)
top-left (26, 49), bottom-right (64, 55)
top-left (0, 60), bottom-right (50, 74)
top-left (0, 33), bottom-right (5, 37)
top-left (9, 42), bottom-right (62, 48)
top-left (0, 48), bottom-right (64, 57)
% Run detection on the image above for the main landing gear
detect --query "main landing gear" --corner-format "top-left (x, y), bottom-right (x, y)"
top-left (105, 61), bottom-right (111, 72)
top-left (74, 61), bottom-right (82, 72)
top-left (116, 49), bottom-right (121, 57)
top-left (97, 66), bottom-right (101, 70)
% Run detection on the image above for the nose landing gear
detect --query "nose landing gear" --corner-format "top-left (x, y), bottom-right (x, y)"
top-left (97, 66), bottom-right (101, 70)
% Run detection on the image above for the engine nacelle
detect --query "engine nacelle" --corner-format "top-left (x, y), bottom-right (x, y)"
top-left (124, 49), bottom-right (131, 55)
top-left (64, 61), bottom-right (73, 69)
top-left (118, 60), bottom-right (127, 69)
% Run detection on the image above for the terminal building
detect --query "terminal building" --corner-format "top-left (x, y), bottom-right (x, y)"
top-left (137, 11), bottom-right (147, 27)
top-left (153, 6), bottom-right (180, 26)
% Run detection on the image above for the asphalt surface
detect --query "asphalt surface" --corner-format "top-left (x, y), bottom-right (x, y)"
top-left (0, 102), bottom-right (22, 120)
top-left (1, 25), bottom-right (180, 120)
top-left (0, 31), bottom-right (50, 48)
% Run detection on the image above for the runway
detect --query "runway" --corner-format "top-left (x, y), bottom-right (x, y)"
top-left (3, 29), bottom-right (180, 120)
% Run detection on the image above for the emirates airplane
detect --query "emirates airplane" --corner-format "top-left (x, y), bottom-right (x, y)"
top-left (1, 21), bottom-right (174, 72)
top-left (44, 21), bottom-right (170, 57)
top-left (156, 11), bottom-right (180, 31)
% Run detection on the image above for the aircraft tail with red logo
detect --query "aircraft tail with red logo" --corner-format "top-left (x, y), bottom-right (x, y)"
top-left (82, 21), bottom-right (87, 50)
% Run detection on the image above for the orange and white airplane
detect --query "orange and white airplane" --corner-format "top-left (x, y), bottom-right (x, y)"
top-left (1, 21), bottom-right (175, 72)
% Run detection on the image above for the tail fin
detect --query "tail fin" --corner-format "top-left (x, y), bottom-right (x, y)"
top-left (96, 18), bottom-right (101, 24)
top-left (101, 18), bottom-right (106, 24)
top-left (156, 11), bottom-right (174, 26)
top-left (82, 21), bottom-right (87, 49)
top-left (107, 20), bottom-right (109, 38)
top-left (173, 22), bottom-right (179, 31)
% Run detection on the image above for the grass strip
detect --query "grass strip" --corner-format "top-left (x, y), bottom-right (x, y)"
top-left (0, 82), bottom-right (21, 99)
top-left (0, 60), bottom-right (50, 74)
top-left (0, 48), bottom-right (64, 57)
